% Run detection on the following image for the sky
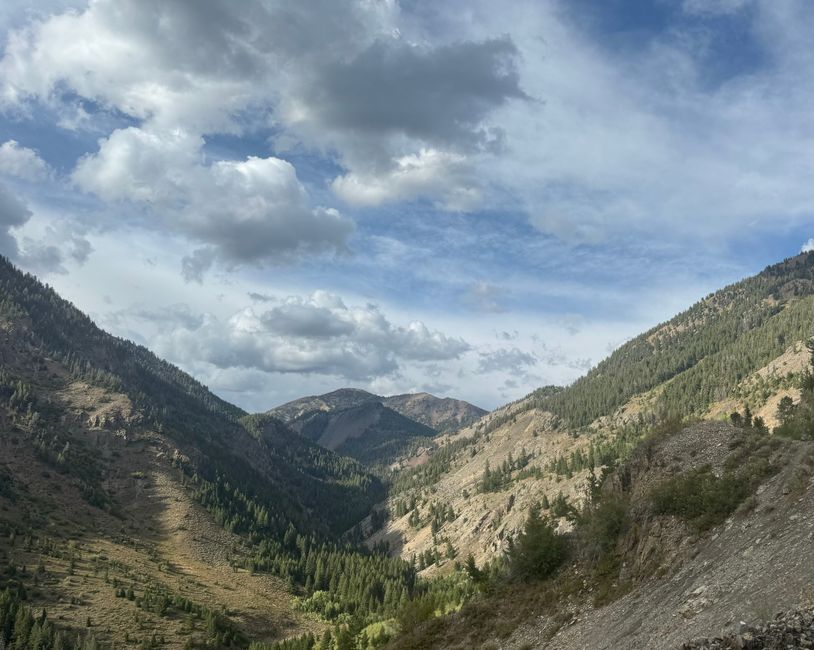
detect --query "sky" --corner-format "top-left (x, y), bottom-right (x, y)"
top-left (0, 0), bottom-right (813, 412)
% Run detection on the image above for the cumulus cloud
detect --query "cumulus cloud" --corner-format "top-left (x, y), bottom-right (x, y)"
top-left (17, 229), bottom-right (93, 275)
top-left (297, 36), bottom-right (527, 153)
top-left (140, 292), bottom-right (471, 381)
top-left (802, 239), bottom-right (814, 253)
top-left (0, 140), bottom-right (50, 180)
top-left (72, 127), bottom-right (354, 271)
top-left (1, 0), bottom-right (526, 225)
top-left (0, 184), bottom-right (92, 274)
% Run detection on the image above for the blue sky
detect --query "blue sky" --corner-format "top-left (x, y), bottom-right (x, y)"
top-left (0, 0), bottom-right (813, 411)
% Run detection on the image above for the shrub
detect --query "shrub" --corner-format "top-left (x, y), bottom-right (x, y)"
top-left (650, 460), bottom-right (773, 531)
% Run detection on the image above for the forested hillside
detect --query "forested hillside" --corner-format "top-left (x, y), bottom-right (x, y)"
top-left (4, 252), bottom-right (814, 650)
top-left (0, 255), bottom-right (380, 537)
top-left (526, 253), bottom-right (814, 427)
top-left (366, 252), bottom-right (814, 640)
top-left (0, 256), bottom-right (473, 650)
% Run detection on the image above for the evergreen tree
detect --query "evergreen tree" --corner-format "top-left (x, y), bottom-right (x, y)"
top-left (507, 505), bottom-right (567, 582)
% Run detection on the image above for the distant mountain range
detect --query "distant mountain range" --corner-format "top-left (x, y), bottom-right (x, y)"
top-left (266, 388), bottom-right (486, 466)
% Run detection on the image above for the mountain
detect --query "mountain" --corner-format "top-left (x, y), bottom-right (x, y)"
top-left (371, 252), bottom-right (814, 564)
top-left (0, 256), bottom-right (402, 647)
top-left (266, 388), bottom-right (380, 422)
top-left (266, 389), bottom-right (486, 467)
top-left (389, 418), bottom-right (814, 649)
top-left (366, 253), bottom-right (814, 647)
top-left (382, 393), bottom-right (487, 432)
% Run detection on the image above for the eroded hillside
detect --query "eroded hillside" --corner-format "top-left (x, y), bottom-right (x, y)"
top-left (388, 420), bottom-right (814, 649)
top-left (368, 400), bottom-right (598, 569)
top-left (372, 254), bottom-right (814, 580)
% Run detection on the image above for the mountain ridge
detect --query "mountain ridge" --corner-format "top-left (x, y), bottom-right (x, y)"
top-left (266, 387), bottom-right (486, 467)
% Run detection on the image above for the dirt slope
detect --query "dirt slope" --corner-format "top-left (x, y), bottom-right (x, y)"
top-left (0, 412), bottom-right (323, 648)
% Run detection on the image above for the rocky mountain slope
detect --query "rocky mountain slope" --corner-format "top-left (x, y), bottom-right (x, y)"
top-left (381, 393), bottom-right (487, 432)
top-left (389, 419), bottom-right (814, 649)
top-left (369, 253), bottom-right (814, 576)
top-left (266, 389), bottom-right (485, 467)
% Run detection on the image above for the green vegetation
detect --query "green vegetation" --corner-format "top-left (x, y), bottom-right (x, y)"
top-left (523, 253), bottom-right (814, 427)
top-left (295, 404), bottom-right (437, 469)
top-left (0, 255), bottom-right (385, 540)
top-left (388, 414), bottom-right (786, 649)
top-left (506, 506), bottom-right (567, 582)
top-left (6, 250), bottom-right (814, 650)
top-left (650, 461), bottom-right (771, 532)
top-left (389, 436), bottom-right (476, 496)
top-left (0, 588), bottom-right (98, 650)
top-left (477, 449), bottom-right (532, 493)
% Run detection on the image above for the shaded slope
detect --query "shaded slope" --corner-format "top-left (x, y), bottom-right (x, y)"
top-left (288, 401), bottom-right (436, 467)
top-left (0, 255), bottom-right (444, 650)
top-left (0, 255), bottom-right (383, 538)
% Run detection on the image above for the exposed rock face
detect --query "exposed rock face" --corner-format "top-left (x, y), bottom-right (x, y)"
top-left (682, 609), bottom-right (814, 649)
top-left (512, 425), bottom-right (814, 650)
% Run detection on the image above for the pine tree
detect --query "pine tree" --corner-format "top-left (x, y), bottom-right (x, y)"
top-left (507, 505), bottom-right (567, 581)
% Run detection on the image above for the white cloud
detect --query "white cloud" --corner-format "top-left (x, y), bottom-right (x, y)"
top-left (1, 0), bottom-right (524, 216)
top-left (332, 149), bottom-right (482, 211)
top-left (478, 347), bottom-right (537, 373)
top-left (0, 182), bottom-right (31, 257)
top-left (137, 291), bottom-right (472, 381)
top-left (425, 0), bottom-right (814, 243)
top-left (72, 126), bottom-right (354, 271)
top-left (802, 239), bottom-right (814, 253)
top-left (0, 140), bottom-right (49, 180)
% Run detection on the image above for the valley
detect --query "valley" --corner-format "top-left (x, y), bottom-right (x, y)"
top-left (3, 252), bottom-right (814, 650)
